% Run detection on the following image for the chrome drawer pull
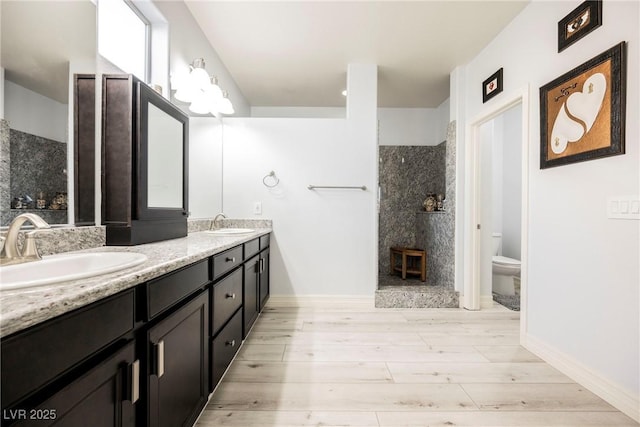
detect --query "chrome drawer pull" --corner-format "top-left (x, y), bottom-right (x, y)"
top-left (226, 256), bottom-right (236, 263)
top-left (226, 293), bottom-right (236, 299)
top-left (226, 339), bottom-right (236, 347)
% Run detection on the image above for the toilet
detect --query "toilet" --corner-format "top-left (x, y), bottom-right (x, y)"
top-left (492, 233), bottom-right (520, 296)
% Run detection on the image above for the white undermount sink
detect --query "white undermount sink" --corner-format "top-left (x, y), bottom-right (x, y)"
top-left (205, 228), bottom-right (254, 235)
top-left (0, 252), bottom-right (148, 291)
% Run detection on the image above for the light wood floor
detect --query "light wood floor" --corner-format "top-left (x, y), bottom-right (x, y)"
top-left (196, 302), bottom-right (638, 427)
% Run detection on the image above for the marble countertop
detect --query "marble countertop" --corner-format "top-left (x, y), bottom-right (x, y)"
top-left (0, 228), bottom-right (271, 338)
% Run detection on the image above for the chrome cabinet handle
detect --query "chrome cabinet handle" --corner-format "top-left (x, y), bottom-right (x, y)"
top-left (226, 293), bottom-right (236, 299)
top-left (226, 256), bottom-right (236, 263)
top-left (226, 340), bottom-right (236, 347)
top-left (131, 359), bottom-right (140, 403)
top-left (156, 340), bottom-right (165, 378)
top-left (259, 258), bottom-right (265, 274)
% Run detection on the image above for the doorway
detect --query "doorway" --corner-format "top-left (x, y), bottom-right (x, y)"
top-left (479, 104), bottom-right (522, 311)
top-left (464, 86), bottom-right (530, 338)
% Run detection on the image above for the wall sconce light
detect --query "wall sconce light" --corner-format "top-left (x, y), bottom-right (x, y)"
top-left (172, 58), bottom-right (234, 116)
top-left (217, 91), bottom-right (235, 115)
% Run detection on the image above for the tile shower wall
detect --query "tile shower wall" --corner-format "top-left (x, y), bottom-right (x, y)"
top-left (415, 121), bottom-right (456, 289)
top-left (5, 129), bottom-right (68, 225)
top-left (378, 144), bottom-right (445, 276)
top-left (0, 120), bottom-right (10, 225)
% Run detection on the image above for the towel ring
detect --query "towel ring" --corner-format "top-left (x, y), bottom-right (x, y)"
top-left (262, 171), bottom-right (279, 188)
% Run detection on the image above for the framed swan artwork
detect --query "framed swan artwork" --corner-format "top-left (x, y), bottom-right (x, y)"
top-left (539, 42), bottom-right (626, 169)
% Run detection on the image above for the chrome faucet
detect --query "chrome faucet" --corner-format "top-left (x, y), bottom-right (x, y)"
top-left (210, 213), bottom-right (227, 230)
top-left (0, 213), bottom-right (51, 266)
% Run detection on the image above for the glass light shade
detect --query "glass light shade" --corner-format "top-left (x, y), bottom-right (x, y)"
top-left (208, 98), bottom-right (222, 116)
top-left (218, 97), bottom-right (234, 115)
top-left (207, 81), bottom-right (223, 101)
top-left (174, 77), bottom-right (196, 103)
top-left (190, 67), bottom-right (210, 91)
top-left (170, 69), bottom-right (190, 91)
top-left (188, 91), bottom-right (211, 115)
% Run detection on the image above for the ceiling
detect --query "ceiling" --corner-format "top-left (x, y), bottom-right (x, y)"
top-left (185, 1), bottom-right (529, 108)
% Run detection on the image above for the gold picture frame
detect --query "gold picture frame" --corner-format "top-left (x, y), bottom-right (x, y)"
top-left (539, 42), bottom-right (626, 169)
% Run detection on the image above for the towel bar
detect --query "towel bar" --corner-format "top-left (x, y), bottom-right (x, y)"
top-left (307, 185), bottom-right (367, 191)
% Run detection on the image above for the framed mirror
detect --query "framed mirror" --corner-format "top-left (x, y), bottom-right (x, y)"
top-left (141, 85), bottom-right (188, 215)
top-left (0, 0), bottom-right (96, 226)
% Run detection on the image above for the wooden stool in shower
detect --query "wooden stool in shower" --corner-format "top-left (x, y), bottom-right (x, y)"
top-left (390, 247), bottom-right (426, 282)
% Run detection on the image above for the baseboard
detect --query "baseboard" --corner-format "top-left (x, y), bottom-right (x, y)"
top-left (523, 333), bottom-right (640, 423)
top-left (266, 295), bottom-right (375, 309)
top-left (456, 294), bottom-right (494, 309)
top-left (481, 294), bottom-right (494, 309)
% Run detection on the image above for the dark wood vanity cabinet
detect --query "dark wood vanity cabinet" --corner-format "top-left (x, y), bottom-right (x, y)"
top-left (0, 291), bottom-right (137, 427)
top-left (73, 74), bottom-right (96, 226)
top-left (102, 74), bottom-right (189, 246)
top-left (15, 341), bottom-right (138, 427)
top-left (0, 233), bottom-right (271, 427)
top-left (244, 238), bottom-right (271, 337)
top-left (146, 291), bottom-right (209, 427)
top-left (259, 248), bottom-right (270, 310)
top-left (243, 255), bottom-right (260, 338)
top-left (211, 309), bottom-right (243, 389)
top-left (210, 264), bottom-right (244, 392)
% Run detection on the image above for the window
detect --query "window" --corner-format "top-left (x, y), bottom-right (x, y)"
top-left (98, 0), bottom-right (149, 82)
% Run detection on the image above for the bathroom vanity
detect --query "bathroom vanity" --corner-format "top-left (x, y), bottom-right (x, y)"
top-left (0, 229), bottom-right (271, 427)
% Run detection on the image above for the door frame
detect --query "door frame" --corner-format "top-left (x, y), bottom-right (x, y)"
top-left (463, 84), bottom-right (530, 338)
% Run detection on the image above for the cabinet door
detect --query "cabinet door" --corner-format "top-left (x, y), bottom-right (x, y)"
top-left (148, 292), bottom-right (208, 427)
top-left (243, 255), bottom-right (259, 338)
top-left (259, 248), bottom-right (270, 310)
top-left (10, 341), bottom-right (137, 427)
top-left (1, 290), bottom-right (134, 409)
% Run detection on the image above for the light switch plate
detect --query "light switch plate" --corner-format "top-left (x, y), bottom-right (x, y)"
top-left (608, 196), bottom-right (640, 220)
top-left (253, 202), bottom-right (262, 215)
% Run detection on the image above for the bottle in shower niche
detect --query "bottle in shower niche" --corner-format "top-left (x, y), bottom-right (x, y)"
top-left (37, 191), bottom-right (47, 209)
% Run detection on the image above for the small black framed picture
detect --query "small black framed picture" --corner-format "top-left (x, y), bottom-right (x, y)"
top-left (482, 68), bottom-right (503, 103)
top-left (558, 0), bottom-right (603, 53)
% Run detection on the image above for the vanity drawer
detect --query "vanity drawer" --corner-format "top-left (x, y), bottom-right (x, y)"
top-left (259, 234), bottom-right (270, 250)
top-left (1, 290), bottom-right (135, 408)
top-left (212, 268), bottom-right (243, 335)
top-left (211, 309), bottom-right (243, 390)
top-left (146, 259), bottom-right (209, 320)
top-left (244, 238), bottom-right (260, 260)
top-left (212, 246), bottom-right (243, 280)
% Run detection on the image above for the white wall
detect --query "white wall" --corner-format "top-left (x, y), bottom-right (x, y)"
top-left (153, 1), bottom-right (250, 117)
top-left (491, 116), bottom-right (503, 243)
top-left (4, 80), bottom-right (67, 143)
top-left (479, 120), bottom-right (495, 297)
top-left (251, 107), bottom-right (345, 118)
top-left (188, 117), bottom-right (223, 218)
top-left (454, 0), bottom-right (639, 417)
top-left (0, 68), bottom-right (4, 119)
top-left (480, 104), bottom-right (522, 297)
top-left (378, 100), bottom-right (450, 146)
top-left (500, 104), bottom-right (522, 260)
top-left (489, 104), bottom-right (523, 261)
top-left (223, 64), bottom-right (378, 297)
top-left (253, 102), bottom-right (451, 148)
